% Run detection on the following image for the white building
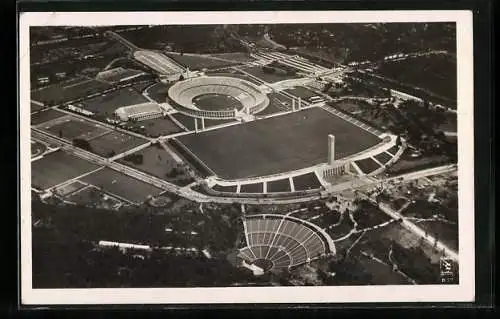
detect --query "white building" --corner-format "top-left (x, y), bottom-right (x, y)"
top-left (115, 102), bottom-right (165, 121)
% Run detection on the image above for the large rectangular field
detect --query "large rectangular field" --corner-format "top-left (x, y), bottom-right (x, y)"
top-left (31, 151), bottom-right (101, 190)
top-left (177, 107), bottom-right (381, 179)
top-left (38, 116), bottom-right (111, 141)
top-left (31, 109), bottom-right (66, 126)
top-left (74, 86), bottom-right (149, 115)
top-left (79, 167), bottom-right (163, 203)
top-left (89, 131), bottom-right (148, 158)
top-left (31, 77), bottom-right (112, 105)
top-left (117, 145), bottom-right (194, 186)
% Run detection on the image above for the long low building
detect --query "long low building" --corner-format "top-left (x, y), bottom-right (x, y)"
top-left (115, 102), bottom-right (165, 121)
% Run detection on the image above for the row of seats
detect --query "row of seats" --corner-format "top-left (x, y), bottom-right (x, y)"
top-left (240, 216), bottom-right (327, 269)
top-left (246, 218), bottom-right (281, 234)
top-left (169, 76), bottom-right (267, 110)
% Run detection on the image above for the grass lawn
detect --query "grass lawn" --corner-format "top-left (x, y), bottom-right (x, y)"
top-left (178, 107), bottom-right (381, 179)
top-left (79, 167), bottom-right (163, 204)
top-left (32, 151), bottom-right (101, 190)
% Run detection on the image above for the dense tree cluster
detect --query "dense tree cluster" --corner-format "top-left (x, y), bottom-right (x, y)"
top-left (267, 23), bottom-right (456, 62)
top-left (72, 138), bottom-right (93, 152)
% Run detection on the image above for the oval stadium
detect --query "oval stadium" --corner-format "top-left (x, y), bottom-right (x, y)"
top-left (167, 76), bottom-right (270, 119)
top-left (237, 214), bottom-right (335, 274)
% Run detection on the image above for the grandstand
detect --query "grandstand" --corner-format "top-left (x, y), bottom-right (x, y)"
top-left (238, 214), bottom-right (334, 273)
top-left (168, 76), bottom-right (269, 119)
top-left (115, 102), bottom-right (164, 121)
top-left (133, 50), bottom-right (185, 75)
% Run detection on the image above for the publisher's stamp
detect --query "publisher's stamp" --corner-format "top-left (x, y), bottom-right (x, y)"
top-left (440, 257), bottom-right (458, 284)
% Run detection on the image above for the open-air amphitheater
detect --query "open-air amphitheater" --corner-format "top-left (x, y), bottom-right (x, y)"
top-left (237, 214), bottom-right (335, 274)
top-left (167, 76), bottom-right (270, 119)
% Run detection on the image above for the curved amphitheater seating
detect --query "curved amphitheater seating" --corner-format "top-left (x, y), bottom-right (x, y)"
top-left (168, 76), bottom-right (269, 119)
top-left (238, 216), bottom-right (327, 271)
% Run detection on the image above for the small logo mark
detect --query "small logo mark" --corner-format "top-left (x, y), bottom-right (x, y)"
top-left (439, 257), bottom-right (457, 284)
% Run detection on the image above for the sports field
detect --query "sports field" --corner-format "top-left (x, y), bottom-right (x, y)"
top-left (117, 145), bottom-right (194, 186)
top-left (89, 131), bottom-right (148, 158)
top-left (31, 109), bottom-right (66, 126)
top-left (125, 116), bottom-right (183, 137)
top-left (39, 116), bottom-right (111, 141)
top-left (31, 150), bottom-right (101, 190)
top-left (192, 94), bottom-right (243, 111)
top-left (75, 86), bottom-right (149, 115)
top-left (31, 76), bottom-right (111, 105)
top-left (79, 167), bottom-right (163, 204)
top-left (177, 107), bottom-right (381, 179)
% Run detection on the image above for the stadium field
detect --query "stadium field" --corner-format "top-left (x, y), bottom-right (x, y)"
top-left (75, 86), bottom-right (149, 115)
top-left (79, 167), bottom-right (163, 204)
top-left (31, 77), bottom-right (111, 105)
top-left (31, 150), bottom-right (101, 190)
top-left (177, 107), bottom-right (381, 179)
top-left (31, 102), bottom-right (45, 113)
top-left (117, 145), bottom-right (194, 186)
top-left (267, 179), bottom-right (291, 193)
top-left (40, 117), bottom-right (111, 141)
top-left (293, 172), bottom-right (322, 191)
top-left (31, 109), bottom-right (67, 126)
top-left (126, 116), bottom-right (183, 137)
top-left (239, 65), bottom-right (301, 83)
top-left (164, 53), bottom-right (241, 70)
top-left (171, 113), bottom-right (237, 130)
top-left (89, 131), bottom-right (148, 158)
top-left (193, 93), bottom-right (243, 111)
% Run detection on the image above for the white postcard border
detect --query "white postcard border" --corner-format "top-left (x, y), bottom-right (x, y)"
top-left (19, 10), bottom-right (475, 305)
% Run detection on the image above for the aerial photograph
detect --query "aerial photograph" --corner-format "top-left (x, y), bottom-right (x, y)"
top-left (29, 23), bottom-right (459, 288)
